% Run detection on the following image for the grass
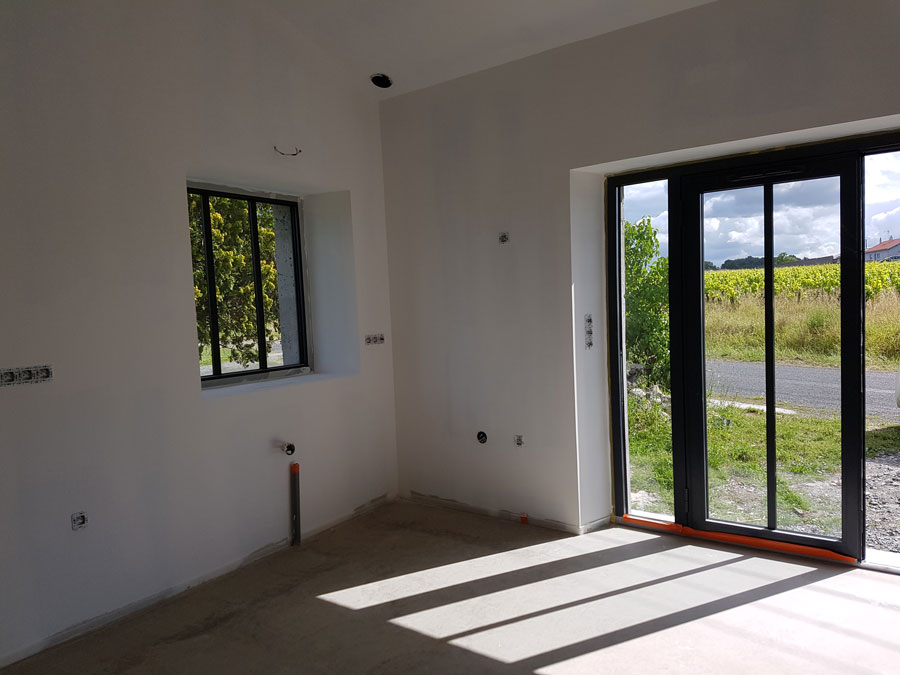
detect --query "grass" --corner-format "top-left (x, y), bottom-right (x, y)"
top-left (199, 345), bottom-right (213, 366)
top-left (704, 291), bottom-right (900, 370)
top-left (627, 393), bottom-right (900, 532)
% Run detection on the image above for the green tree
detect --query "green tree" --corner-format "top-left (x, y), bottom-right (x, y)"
top-left (774, 251), bottom-right (799, 266)
top-left (722, 255), bottom-right (764, 270)
top-left (189, 196), bottom-right (283, 366)
top-left (624, 216), bottom-right (670, 388)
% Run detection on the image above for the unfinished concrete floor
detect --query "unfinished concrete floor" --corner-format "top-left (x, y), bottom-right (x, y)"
top-left (5, 501), bottom-right (900, 674)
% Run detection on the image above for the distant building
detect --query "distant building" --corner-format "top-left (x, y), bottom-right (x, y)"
top-left (865, 237), bottom-right (900, 262)
top-left (783, 255), bottom-right (839, 267)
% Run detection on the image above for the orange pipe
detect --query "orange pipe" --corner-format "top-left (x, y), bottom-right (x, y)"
top-left (621, 515), bottom-right (857, 564)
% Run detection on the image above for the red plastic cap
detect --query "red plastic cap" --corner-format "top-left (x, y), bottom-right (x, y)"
top-left (290, 463), bottom-right (300, 473)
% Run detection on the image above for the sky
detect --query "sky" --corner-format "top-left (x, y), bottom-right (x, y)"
top-left (622, 150), bottom-right (900, 266)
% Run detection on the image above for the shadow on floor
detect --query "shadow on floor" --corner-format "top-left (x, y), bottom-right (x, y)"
top-left (2, 501), bottom-right (872, 674)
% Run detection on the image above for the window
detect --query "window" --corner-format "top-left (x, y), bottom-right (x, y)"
top-left (188, 187), bottom-right (308, 380)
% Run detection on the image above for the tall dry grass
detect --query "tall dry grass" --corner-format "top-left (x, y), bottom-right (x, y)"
top-left (704, 291), bottom-right (900, 368)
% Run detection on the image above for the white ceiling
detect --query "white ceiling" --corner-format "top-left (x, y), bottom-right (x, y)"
top-left (281, 0), bottom-right (717, 97)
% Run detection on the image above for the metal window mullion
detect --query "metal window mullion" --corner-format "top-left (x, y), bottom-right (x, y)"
top-left (686, 179), bottom-right (710, 530)
top-left (290, 202), bottom-right (309, 366)
top-left (607, 184), bottom-right (629, 518)
top-left (201, 195), bottom-right (222, 376)
top-left (764, 183), bottom-right (777, 531)
top-left (248, 199), bottom-right (267, 371)
top-left (668, 177), bottom-right (689, 524)
top-left (840, 158), bottom-right (865, 561)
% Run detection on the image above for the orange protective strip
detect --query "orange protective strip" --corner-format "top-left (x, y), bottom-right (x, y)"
top-left (621, 514), bottom-right (683, 533)
top-left (290, 463), bottom-right (300, 474)
top-left (621, 515), bottom-right (857, 564)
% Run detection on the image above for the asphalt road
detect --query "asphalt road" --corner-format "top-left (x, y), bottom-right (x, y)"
top-left (706, 360), bottom-right (899, 419)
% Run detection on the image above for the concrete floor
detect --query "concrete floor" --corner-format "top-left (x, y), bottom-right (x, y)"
top-left (5, 501), bottom-right (900, 674)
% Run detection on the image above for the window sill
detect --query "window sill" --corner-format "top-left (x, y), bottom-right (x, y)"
top-left (201, 366), bottom-right (311, 390)
top-left (199, 366), bottom-right (355, 398)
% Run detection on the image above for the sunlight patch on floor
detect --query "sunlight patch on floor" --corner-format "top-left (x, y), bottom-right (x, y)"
top-left (449, 556), bottom-right (813, 664)
top-left (535, 569), bottom-right (899, 674)
top-left (389, 545), bottom-right (741, 639)
top-left (317, 527), bottom-right (658, 610)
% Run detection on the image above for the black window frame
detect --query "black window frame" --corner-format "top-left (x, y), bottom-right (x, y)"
top-left (607, 128), bottom-right (900, 561)
top-left (188, 186), bottom-right (309, 382)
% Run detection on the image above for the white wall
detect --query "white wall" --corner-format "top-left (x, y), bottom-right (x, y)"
top-left (0, 0), bottom-right (397, 665)
top-left (381, 0), bottom-right (900, 529)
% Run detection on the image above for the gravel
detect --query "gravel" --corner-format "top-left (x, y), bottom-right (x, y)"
top-left (866, 453), bottom-right (900, 553)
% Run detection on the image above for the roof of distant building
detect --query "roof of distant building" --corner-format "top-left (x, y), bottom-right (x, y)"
top-left (865, 237), bottom-right (900, 253)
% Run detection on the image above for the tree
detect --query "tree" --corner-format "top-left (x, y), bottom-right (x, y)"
top-left (189, 195), bottom-right (283, 366)
top-left (624, 216), bottom-right (670, 389)
top-left (774, 251), bottom-right (799, 266)
top-left (704, 260), bottom-right (718, 270)
top-left (721, 255), bottom-right (764, 270)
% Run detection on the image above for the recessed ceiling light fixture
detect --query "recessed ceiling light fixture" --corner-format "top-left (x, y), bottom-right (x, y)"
top-left (370, 73), bottom-right (393, 89)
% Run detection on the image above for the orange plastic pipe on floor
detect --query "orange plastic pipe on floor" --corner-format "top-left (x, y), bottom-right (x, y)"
top-left (621, 514), bottom-right (857, 564)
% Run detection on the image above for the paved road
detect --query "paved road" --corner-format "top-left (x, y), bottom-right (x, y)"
top-left (706, 360), bottom-right (899, 419)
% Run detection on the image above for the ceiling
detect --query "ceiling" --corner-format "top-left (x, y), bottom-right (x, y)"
top-left (281, 0), bottom-right (717, 97)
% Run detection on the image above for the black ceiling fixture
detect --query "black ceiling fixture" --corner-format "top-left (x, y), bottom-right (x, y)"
top-left (370, 73), bottom-right (393, 89)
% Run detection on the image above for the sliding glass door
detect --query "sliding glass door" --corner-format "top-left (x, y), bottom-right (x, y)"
top-left (609, 144), bottom-right (870, 560)
top-left (681, 158), bottom-right (863, 558)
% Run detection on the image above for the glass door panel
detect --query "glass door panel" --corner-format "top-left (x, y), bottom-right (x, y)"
top-left (772, 177), bottom-right (842, 537)
top-left (702, 186), bottom-right (768, 526)
top-left (621, 180), bottom-right (673, 519)
top-left (864, 150), bottom-right (900, 559)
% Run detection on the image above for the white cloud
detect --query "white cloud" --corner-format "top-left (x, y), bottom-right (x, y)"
top-left (623, 179), bottom-right (669, 256)
top-left (873, 205), bottom-right (900, 222)
top-left (865, 151), bottom-right (900, 244)
top-left (619, 156), bottom-right (900, 263)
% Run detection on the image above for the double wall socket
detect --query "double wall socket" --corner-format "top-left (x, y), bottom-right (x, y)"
top-left (364, 334), bottom-right (385, 345)
top-left (1, 365), bottom-right (53, 387)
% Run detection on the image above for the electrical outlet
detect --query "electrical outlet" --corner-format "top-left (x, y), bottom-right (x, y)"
top-left (584, 314), bottom-right (594, 350)
top-left (514, 434), bottom-right (525, 448)
top-left (1, 364), bottom-right (53, 386)
top-left (71, 511), bottom-right (88, 530)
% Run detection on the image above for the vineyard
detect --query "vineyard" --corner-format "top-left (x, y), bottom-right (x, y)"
top-left (705, 261), bottom-right (900, 302)
top-left (703, 261), bottom-right (900, 368)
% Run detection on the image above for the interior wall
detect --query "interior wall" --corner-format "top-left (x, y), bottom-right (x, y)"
top-left (381, 0), bottom-right (900, 529)
top-left (0, 0), bottom-right (397, 665)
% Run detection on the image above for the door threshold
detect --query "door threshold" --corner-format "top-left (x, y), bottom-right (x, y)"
top-left (619, 514), bottom-right (857, 564)
top-left (862, 548), bottom-right (900, 575)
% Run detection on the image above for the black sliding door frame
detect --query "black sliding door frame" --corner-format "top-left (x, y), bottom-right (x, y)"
top-left (607, 129), bottom-right (900, 561)
top-left (680, 155), bottom-right (862, 558)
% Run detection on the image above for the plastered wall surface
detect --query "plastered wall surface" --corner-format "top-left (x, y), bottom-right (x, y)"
top-left (381, 0), bottom-right (900, 530)
top-left (0, 0), bottom-right (397, 664)
top-left (6, 0), bottom-right (900, 666)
